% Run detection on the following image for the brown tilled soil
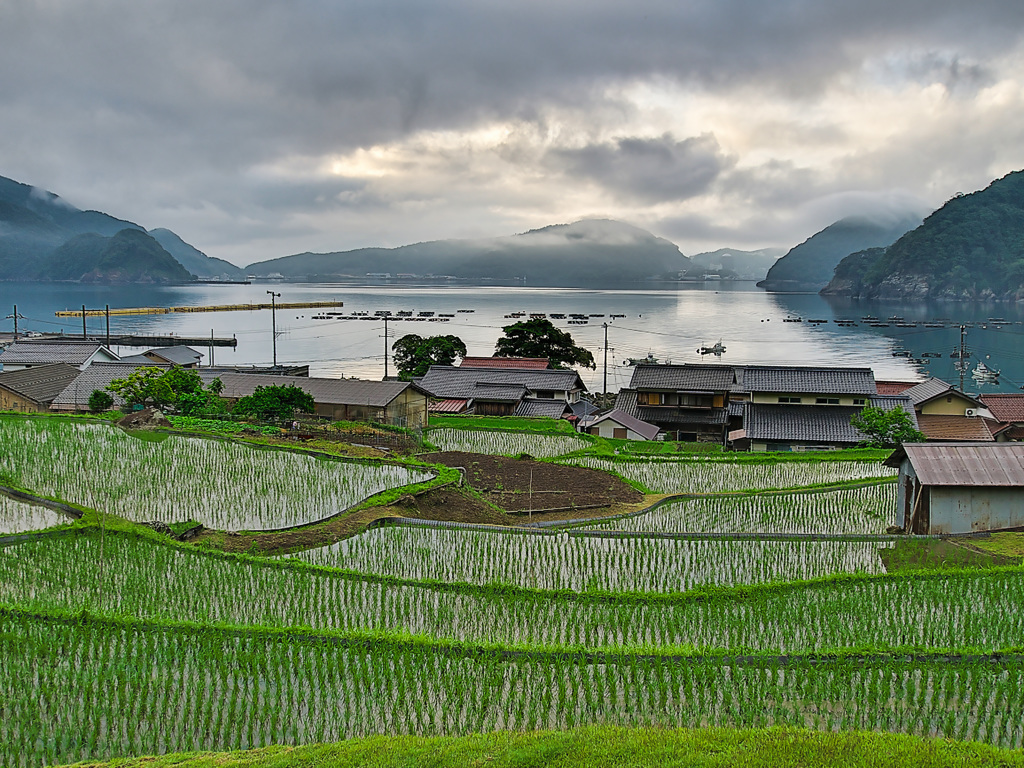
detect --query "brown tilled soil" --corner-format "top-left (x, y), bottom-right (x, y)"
top-left (190, 451), bottom-right (653, 556)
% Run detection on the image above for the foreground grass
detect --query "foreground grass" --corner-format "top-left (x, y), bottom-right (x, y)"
top-left (64, 726), bottom-right (1024, 767)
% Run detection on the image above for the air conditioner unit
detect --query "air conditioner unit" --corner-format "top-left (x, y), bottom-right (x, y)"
top-left (965, 408), bottom-right (977, 418)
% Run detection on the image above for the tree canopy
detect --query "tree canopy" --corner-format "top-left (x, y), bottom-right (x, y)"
top-left (392, 334), bottom-right (467, 379)
top-left (494, 318), bottom-right (595, 369)
top-left (107, 365), bottom-right (220, 414)
top-left (232, 384), bottom-right (315, 421)
top-left (850, 406), bottom-right (925, 448)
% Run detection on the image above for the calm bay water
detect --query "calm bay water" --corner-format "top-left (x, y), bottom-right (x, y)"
top-left (4, 280), bottom-right (1023, 393)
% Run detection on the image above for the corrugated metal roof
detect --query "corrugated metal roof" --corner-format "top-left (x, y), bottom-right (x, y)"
top-left (216, 373), bottom-right (416, 407)
top-left (586, 409), bottom-right (661, 440)
top-left (628, 364), bottom-right (735, 391)
top-left (428, 398), bottom-right (468, 413)
top-left (916, 414), bottom-right (995, 442)
top-left (743, 365), bottom-right (876, 395)
top-left (898, 443), bottom-right (1024, 486)
top-left (460, 357), bottom-right (550, 369)
top-left (979, 394), bottom-right (1024, 423)
top-left (0, 363), bottom-right (81, 403)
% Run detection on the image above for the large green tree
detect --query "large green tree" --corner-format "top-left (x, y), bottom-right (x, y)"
top-left (232, 384), bottom-right (315, 421)
top-left (392, 334), bottom-right (467, 379)
top-left (107, 365), bottom-right (208, 412)
top-left (850, 406), bottom-right (925, 448)
top-left (494, 318), bottom-right (595, 369)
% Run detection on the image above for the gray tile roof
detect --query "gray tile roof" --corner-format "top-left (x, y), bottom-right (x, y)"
top-left (0, 363), bottom-right (82, 404)
top-left (902, 377), bottom-right (963, 407)
top-left (0, 340), bottom-right (118, 367)
top-left (214, 373), bottom-right (419, 408)
top-left (145, 346), bottom-right (203, 366)
top-left (470, 383), bottom-right (529, 402)
top-left (743, 365), bottom-right (876, 395)
top-left (727, 400), bottom-right (745, 417)
top-left (515, 399), bottom-right (571, 418)
top-left (570, 398), bottom-right (601, 418)
top-left (637, 407), bottom-right (728, 425)
top-left (629, 364), bottom-right (735, 391)
top-left (587, 409), bottom-right (661, 440)
top-left (743, 402), bottom-right (866, 444)
top-left (869, 395), bottom-right (920, 429)
top-left (418, 365), bottom-right (585, 399)
top-left (614, 388), bottom-right (639, 418)
top-left (50, 362), bottom-right (171, 410)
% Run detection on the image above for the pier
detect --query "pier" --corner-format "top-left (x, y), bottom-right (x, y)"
top-left (54, 300), bottom-right (343, 317)
top-left (45, 333), bottom-right (238, 348)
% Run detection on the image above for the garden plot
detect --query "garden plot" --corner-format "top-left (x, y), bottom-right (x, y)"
top-left (0, 494), bottom-right (73, 535)
top-left (584, 484), bottom-right (897, 535)
top-left (0, 417), bottom-right (431, 530)
top-left (296, 524), bottom-right (890, 591)
top-left (3, 611), bottom-right (1024, 768)
top-left (4, 531), bottom-right (1024, 654)
top-left (428, 428), bottom-right (587, 458)
top-left (563, 456), bottom-right (895, 493)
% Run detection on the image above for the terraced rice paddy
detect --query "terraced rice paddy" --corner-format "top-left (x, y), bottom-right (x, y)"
top-left (0, 417), bottom-right (432, 530)
top-left (562, 456), bottom-right (895, 493)
top-left (428, 428), bottom-right (588, 457)
top-left (0, 493), bottom-right (73, 534)
top-left (294, 524), bottom-right (892, 591)
top-left (583, 484), bottom-right (897, 535)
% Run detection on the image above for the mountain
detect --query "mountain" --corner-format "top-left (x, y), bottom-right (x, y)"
top-left (0, 174), bottom-right (228, 282)
top-left (43, 229), bottom-right (194, 283)
top-left (245, 219), bottom-right (691, 287)
top-left (821, 170), bottom-right (1024, 301)
top-left (149, 229), bottom-right (245, 280)
top-left (757, 214), bottom-right (923, 292)
top-left (686, 247), bottom-right (784, 280)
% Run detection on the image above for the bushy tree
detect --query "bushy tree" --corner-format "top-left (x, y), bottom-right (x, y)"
top-left (87, 389), bottom-right (114, 414)
top-left (392, 334), bottom-right (467, 379)
top-left (850, 406), bottom-right (926, 448)
top-left (232, 384), bottom-right (315, 421)
top-left (107, 367), bottom-right (165, 408)
top-left (107, 365), bottom-right (212, 412)
top-left (495, 318), bottom-right (595, 369)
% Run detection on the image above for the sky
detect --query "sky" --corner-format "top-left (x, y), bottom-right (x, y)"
top-left (1, 1), bottom-right (1023, 267)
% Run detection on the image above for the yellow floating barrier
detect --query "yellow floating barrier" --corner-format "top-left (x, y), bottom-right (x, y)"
top-left (55, 301), bottom-right (344, 317)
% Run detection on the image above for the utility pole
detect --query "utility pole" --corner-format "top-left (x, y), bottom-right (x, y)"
top-left (105, 305), bottom-right (110, 349)
top-left (82, 305), bottom-right (87, 339)
top-left (602, 322), bottom-right (609, 395)
top-left (958, 325), bottom-right (967, 392)
top-left (383, 315), bottom-right (389, 379)
top-left (5, 306), bottom-right (25, 339)
top-left (267, 291), bottom-right (281, 367)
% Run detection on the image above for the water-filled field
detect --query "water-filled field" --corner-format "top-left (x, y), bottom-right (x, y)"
top-left (0, 417), bottom-right (432, 530)
top-left (0, 493), bottom-right (73, 534)
top-left (428, 428), bottom-right (588, 458)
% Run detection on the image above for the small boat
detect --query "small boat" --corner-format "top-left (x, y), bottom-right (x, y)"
top-left (891, 350), bottom-right (911, 358)
top-left (861, 315), bottom-right (878, 321)
top-left (782, 316), bottom-right (802, 323)
top-left (624, 352), bottom-right (660, 366)
top-left (457, 309), bottom-right (475, 313)
top-left (922, 352), bottom-right (942, 358)
top-left (972, 362), bottom-right (1000, 382)
top-left (698, 341), bottom-right (727, 356)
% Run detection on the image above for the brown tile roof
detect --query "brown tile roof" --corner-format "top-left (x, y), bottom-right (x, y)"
top-left (428, 398), bottom-right (468, 413)
top-left (876, 380), bottom-right (918, 395)
top-left (460, 357), bottom-right (551, 369)
top-left (916, 414), bottom-right (995, 442)
top-left (979, 394), bottom-right (1024, 423)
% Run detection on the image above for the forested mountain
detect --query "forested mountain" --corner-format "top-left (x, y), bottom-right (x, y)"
top-left (245, 219), bottom-right (691, 287)
top-left (757, 214), bottom-right (923, 291)
top-left (0, 174), bottom-right (238, 282)
top-left (821, 170), bottom-right (1024, 300)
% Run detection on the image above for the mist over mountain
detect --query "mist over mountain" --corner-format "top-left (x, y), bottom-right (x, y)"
top-left (686, 247), bottom-right (784, 280)
top-left (0, 174), bottom-right (236, 282)
top-left (245, 219), bottom-right (691, 287)
top-left (757, 213), bottom-right (924, 292)
top-left (822, 170), bottom-right (1024, 301)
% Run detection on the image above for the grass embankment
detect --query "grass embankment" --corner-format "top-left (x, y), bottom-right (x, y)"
top-left (62, 726), bottom-right (1024, 768)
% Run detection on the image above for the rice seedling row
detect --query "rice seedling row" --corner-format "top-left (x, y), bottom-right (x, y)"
top-left (295, 523), bottom-right (892, 591)
top-left (582, 484), bottom-right (898, 535)
top-left (428, 428), bottom-right (588, 458)
top-left (0, 493), bottom-right (74, 534)
top-left (0, 417), bottom-right (431, 530)
top-left (3, 610), bottom-right (1024, 768)
top-left (4, 532), bottom-right (1024, 655)
top-left (561, 456), bottom-right (895, 494)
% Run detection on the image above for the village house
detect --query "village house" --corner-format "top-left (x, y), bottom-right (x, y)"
top-left (118, 346), bottom-right (204, 368)
top-left (48, 361), bottom-right (173, 412)
top-left (417, 365), bottom-right (586, 418)
top-left (0, 363), bottom-right (82, 412)
top-left (459, 357), bottom-right (554, 370)
top-left (614, 364), bottom-right (735, 442)
top-left (899, 377), bottom-right (995, 442)
top-left (884, 442), bottom-right (1024, 534)
top-left (0, 339), bottom-right (119, 372)
top-left (978, 394), bottom-right (1024, 442)
top-left (212, 373), bottom-right (430, 429)
top-left (579, 409), bottom-right (660, 441)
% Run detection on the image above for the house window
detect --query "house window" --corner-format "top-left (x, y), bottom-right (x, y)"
top-left (613, 427), bottom-right (628, 439)
top-left (677, 393), bottom-right (713, 408)
top-left (535, 390), bottom-right (555, 399)
top-left (638, 392), bottom-right (666, 405)
top-left (815, 397), bottom-right (840, 405)
top-left (853, 398), bottom-right (866, 406)
top-left (778, 396), bottom-right (801, 404)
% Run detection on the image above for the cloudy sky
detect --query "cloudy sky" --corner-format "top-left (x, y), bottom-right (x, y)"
top-left (2, 0), bottom-right (1023, 266)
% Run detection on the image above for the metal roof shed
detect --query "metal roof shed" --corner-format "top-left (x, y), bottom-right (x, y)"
top-left (884, 443), bottom-right (1024, 534)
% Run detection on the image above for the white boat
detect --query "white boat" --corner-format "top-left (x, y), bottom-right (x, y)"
top-left (972, 362), bottom-right (1000, 382)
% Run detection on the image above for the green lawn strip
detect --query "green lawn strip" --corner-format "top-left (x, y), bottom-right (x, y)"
top-left (58, 725), bottom-right (1024, 768)
top-left (969, 533), bottom-right (1024, 560)
top-left (428, 415), bottom-right (584, 435)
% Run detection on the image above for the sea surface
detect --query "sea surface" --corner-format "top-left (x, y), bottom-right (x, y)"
top-left (4, 280), bottom-right (1024, 394)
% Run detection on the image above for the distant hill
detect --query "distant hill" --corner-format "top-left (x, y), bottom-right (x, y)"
top-left (149, 229), bottom-right (245, 280)
top-left (822, 170), bottom-right (1024, 301)
top-left (245, 219), bottom-right (691, 287)
top-left (44, 229), bottom-right (194, 284)
top-left (757, 214), bottom-right (923, 292)
top-left (686, 247), bottom-right (784, 280)
top-left (0, 174), bottom-right (232, 282)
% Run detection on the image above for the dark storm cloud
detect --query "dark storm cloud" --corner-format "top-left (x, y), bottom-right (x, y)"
top-left (549, 134), bottom-right (729, 202)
